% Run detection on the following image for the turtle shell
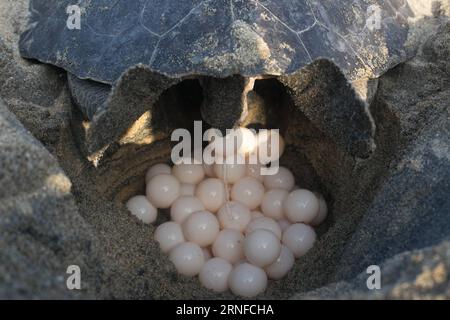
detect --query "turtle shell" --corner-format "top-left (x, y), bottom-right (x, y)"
top-left (19, 0), bottom-right (414, 84)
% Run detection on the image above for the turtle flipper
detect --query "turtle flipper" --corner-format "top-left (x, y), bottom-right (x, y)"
top-left (91, 67), bottom-right (179, 155)
top-left (279, 59), bottom-right (376, 158)
top-left (71, 66), bottom-right (180, 159)
top-left (67, 73), bottom-right (111, 120)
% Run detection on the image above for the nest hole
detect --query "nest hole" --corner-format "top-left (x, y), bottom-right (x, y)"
top-left (69, 74), bottom-right (400, 298)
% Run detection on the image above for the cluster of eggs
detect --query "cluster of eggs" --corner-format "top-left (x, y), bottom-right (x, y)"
top-left (126, 129), bottom-right (327, 297)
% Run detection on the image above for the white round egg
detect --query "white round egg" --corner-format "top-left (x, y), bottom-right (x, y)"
top-left (154, 222), bottom-right (185, 253)
top-left (228, 263), bottom-right (268, 298)
top-left (230, 177), bottom-right (265, 210)
top-left (146, 174), bottom-right (180, 209)
top-left (217, 201), bottom-right (252, 232)
top-left (170, 196), bottom-right (205, 224)
top-left (169, 242), bottom-right (205, 277)
top-left (245, 217), bottom-right (282, 239)
top-left (261, 189), bottom-right (289, 220)
top-left (172, 162), bottom-right (205, 184)
top-left (126, 195), bottom-right (157, 224)
top-left (183, 211), bottom-right (220, 247)
top-left (195, 178), bottom-right (227, 213)
top-left (282, 223), bottom-right (316, 258)
top-left (199, 257), bottom-right (233, 292)
top-left (244, 229), bottom-right (281, 267)
top-left (212, 229), bottom-right (245, 264)
top-left (263, 166), bottom-right (295, 191)
top-left (145, 163), bottom-right (171, 183)
top-left (284, 189), bottom-right (319, 224)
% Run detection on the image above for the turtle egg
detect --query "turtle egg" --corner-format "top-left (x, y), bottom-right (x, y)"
top-left (261, 189), bottom-right (289, 220)
top-left (244, 229), bottom-right (281, 267)
top-left (170, 196), bottom-right (205, 224)
top-left (154, 222), bottom-right (185, 253)
top-left (145, 163), bottom-right (171, 183)
top-left (265, 245), bottom-right (295, 280)
top-left (214, 154), bottom-right (246, 184)
top-left (284, 189), bottom-right (319, 224)
top-left (246, 163), bottom-right (265, 182)
top-left (179, 183), bottom-right (196, 197)
top-left (310, 192), bottom-right (328, 226)
top-left (282, 223), bottom-right (316, 258)
top-left (263, 166), bottom-right (295, 191)
top-left (172, 162), bottom-right (205, 184)
top-left (183, 211), bottom-right (220, 247)
top-left (245, 217), bottom-right (282, 239)
top-left (199, 257), bottom-right (233, 293)
top-left (195, 178), bottom-right (226, 212)
top-left (278, 218), bottom-right (291, 232)
top-left (169, 242), bottom-right (205, 277)
top-left (217, 201), bottom-right (251, 232)
top-left (228, 263), bottom-right (268, 298)
top-left (126, 195), bottom-right (157, 224)
top-left (231, 177), bottom-right (265, 210)
top-left (212, 229), bottom-right (245, 264)
top-left (146, 174), bottom-right (180, 209)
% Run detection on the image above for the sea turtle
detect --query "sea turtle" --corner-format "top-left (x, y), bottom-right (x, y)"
top-left (19, 0), bottom-right (428, 157)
